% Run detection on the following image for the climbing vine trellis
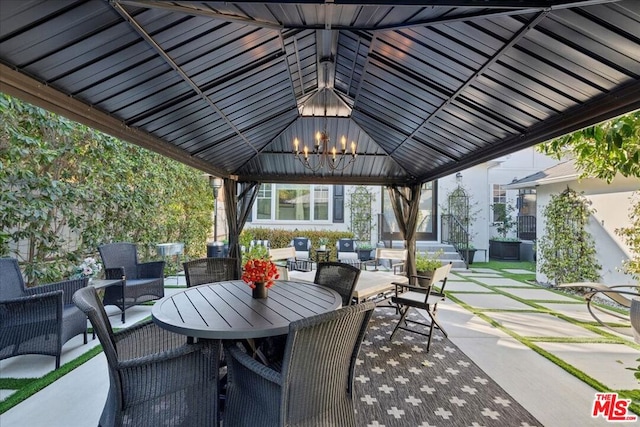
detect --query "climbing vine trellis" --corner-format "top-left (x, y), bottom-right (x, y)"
top-left (538, 188), bottom-right (601, 285)
top-left (0, 94), bottom-right (213, 284)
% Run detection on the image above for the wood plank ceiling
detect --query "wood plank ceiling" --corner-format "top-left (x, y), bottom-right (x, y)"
top-left (1, 0), bottom-right (639, 185)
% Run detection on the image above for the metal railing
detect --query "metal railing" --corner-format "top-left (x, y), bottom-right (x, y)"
top-left (517, 215), bottom-right (536, 241)
top-left (441, 213), bottom-right (471, 268)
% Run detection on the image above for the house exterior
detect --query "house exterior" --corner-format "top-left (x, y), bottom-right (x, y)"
top-left (242, 147), bottom-right (560, 264)
top-left (507, 159), bottom-right (639, 286)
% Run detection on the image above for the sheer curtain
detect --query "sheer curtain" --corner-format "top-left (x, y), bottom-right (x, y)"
top-left (387, 183), bottom-right (422, 281)
top-left (224, 179), bottom-right (259, 276)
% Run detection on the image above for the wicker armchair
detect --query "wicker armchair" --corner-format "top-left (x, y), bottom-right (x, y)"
top-left (73, 286), bottom-right (221, 427)
top-left (183, 257), bottom-right (238, 287)
top-left (223, 301), bottom-right (376, 427)
top-left (314, 262), bottom-right (361, 306)
top-left (98, 242), bottom-right (165, 323)
top-left (0, 258), bottom-right (87, 369)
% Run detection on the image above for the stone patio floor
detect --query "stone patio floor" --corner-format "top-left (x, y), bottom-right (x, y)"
top-left (1, 267), bottom-right (638, 426)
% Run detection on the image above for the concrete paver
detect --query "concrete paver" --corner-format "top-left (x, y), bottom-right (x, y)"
top-left (503, 287), bottom-right (582, 302)
top-left (474, 277), bottom-right (536, 287)
top-left (487, 311), bottom-right (603, 338)
top-left (537, 342), bottom-right (640, 390)
top-left (453, 292), bottom-right (533, 310)
top-left (445, 281), bottom-right (493, 292)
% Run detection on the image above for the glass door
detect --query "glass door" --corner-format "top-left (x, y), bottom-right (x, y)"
top-left (380, 182), bottom-right (438, 242)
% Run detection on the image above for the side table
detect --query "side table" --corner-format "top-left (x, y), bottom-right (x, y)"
top-left (315, 249), bottom-right (330, 264)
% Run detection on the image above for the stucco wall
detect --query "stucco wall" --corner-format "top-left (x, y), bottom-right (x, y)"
top-left (536, 176), bottom-right (639, 286)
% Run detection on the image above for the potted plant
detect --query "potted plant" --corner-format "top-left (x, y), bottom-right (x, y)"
top-left (415, 249), bottom-right (444, 286)
top-left (318, 237), bottom-right (328, 251)
top-left (457, 243), bottom-right (477, 265)
top-left (357, 243), bottom-right (373, 261)
top-left (489, 203), bottom-right (521, 260)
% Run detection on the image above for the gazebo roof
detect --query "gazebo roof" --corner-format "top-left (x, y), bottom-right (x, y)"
top-left (1, 1), bottom-right (639, 185)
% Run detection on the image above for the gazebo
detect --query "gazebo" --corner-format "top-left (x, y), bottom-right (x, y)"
top-left (1, 0), bottom-right (639, 275)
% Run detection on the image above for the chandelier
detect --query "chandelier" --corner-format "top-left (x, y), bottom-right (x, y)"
top-left (293, 130), bottom-right (357, 172)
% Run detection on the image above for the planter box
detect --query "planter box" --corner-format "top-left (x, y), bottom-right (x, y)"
top-left (459, 249), bottom-right (477, 265)
top-left (489, 240), bottom-right (521, 261)
top-left (416, 270), bottom-right (434, 287)
top-left (358, 249), bottom-right (373, 261)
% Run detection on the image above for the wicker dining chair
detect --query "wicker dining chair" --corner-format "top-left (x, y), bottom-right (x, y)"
top-left (313, 261), bottom-right (361, 306)
top-left (223, 301), bottom-right (376, 427)
top-left (0, 258), bottom-right (88, 369)
top-left (183, 257), bottom-right (238, 287)
top-left (73, 286), bottom-right (221, 427)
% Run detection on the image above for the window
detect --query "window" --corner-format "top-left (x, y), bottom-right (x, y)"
top-left (256, 184), bottom-right (272, 220)
top-left (254, 184), bottom-right (332, 222)
top-left (492, 184), bottom-right (507, 222)
top-left (314, 185), bottom-right (329, 220)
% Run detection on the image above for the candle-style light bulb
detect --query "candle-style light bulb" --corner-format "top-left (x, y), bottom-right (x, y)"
top-left (332, 146), bottom-right (337, 160)
top-left (351, 141), bottom-right (356, 155)
top-left (294, 138), bottom-right (299, 153)
top-left (304, 146), bottom-right (309, 159)
top-left (341, 136), bottom-right (346, 151)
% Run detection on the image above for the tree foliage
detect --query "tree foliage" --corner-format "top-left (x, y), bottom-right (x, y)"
top-left (0, 94), bottom-right (213, 284)
top-left (538, 110), bottom-right (640, 183)
top-left (616, 193), bottom-right (640, 282)
top-left (538, 188), bottom-right (601, 285)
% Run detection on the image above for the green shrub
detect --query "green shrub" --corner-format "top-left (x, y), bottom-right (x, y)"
top-left (244, 228), bottom-right (353, 260)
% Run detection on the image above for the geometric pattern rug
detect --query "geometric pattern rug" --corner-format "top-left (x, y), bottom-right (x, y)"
top-left (354, 309), bottom-right (541, 426)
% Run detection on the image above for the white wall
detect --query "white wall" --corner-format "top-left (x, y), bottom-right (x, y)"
top-left (438, 149), bottom-right (559, 255)
top-left (536, 175), bottom-right (639, 286)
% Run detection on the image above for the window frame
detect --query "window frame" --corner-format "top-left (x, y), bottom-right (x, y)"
top-left (251, 183), bottom-right (333, 223)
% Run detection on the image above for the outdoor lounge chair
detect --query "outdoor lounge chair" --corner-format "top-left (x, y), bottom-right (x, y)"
top-left (314, 261), bottom-right (361, 306)
top-left (290, 237), bottom-right (312, 271)
top-left (556, 282), bottom-right (640, 342)
top-left (337, 238), bottom-right (360, 267)
top-left (390, 262), bottom-right (452, 351)
top-left (223, 301), bottom-right (376, 427)
top-left (183, 257), bottom-right (238, 287)
top-left (98, 242), bottom-right (165, 323)
top-left (0, 258), bottom-right (88, 369)
top-left (73, 286), bottom-right (221, 427)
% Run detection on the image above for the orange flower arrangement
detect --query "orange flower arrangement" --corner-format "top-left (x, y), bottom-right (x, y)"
top-left (241, 258), bottom-right (280, 289)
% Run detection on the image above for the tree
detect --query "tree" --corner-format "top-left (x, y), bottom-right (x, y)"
top-left (538, 110), bottom-right (640, 183)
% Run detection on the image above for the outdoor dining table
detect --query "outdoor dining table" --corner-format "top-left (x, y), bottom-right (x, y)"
top-left (151, 280), bottom-right (342, 339)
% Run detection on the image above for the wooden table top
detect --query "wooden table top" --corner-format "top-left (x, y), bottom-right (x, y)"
top-left (152, 280), bottom-right (341, 339)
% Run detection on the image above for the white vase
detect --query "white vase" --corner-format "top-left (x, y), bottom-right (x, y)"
top-left (630, 298), bottom-right (640, 344)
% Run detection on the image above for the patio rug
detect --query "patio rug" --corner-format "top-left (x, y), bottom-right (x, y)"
top-left (354, 309), bottom-right (541, 426)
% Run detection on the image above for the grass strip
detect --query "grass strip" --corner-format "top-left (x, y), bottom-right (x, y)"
top-left (0, 345), bottom-right (103, 414)
top-left (447, 292), bottom-right (640, 414)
